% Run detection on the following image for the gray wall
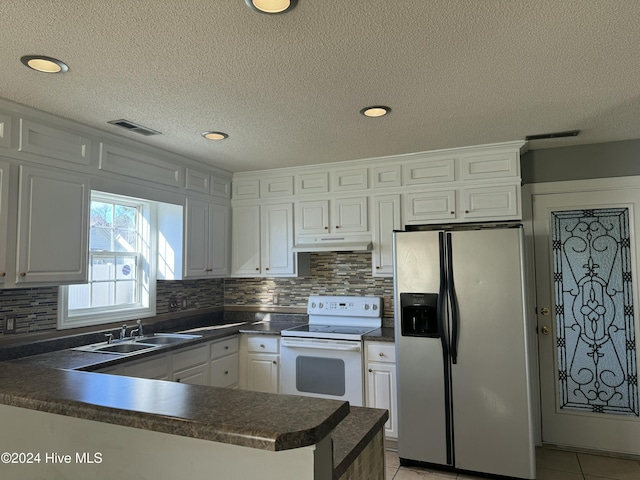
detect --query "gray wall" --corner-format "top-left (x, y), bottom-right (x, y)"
top-left (521, 139), bottom-right (640, 184)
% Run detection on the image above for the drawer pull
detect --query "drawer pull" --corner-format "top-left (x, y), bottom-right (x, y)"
top-left (272, 360), bottom-right (277, 365)
top-left (379, 352), bottom-right (384, 357)
top-left (224, 345), bottom-right (229, 350)
top-left (368, 369), bottom-right (372, 373)
top-left (224, 370), bottom-right (229, 375)
top-left (20, 272), bottom-right (26, 277)
top-left (0, 272), bottom-right (5, 277)
top-left (260, 344), bottom-right (265, 348)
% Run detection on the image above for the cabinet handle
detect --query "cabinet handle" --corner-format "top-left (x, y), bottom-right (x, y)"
top-left (379, 352), bottom-right (384, 357)
top-left (0, 272), bottom-right (5, 277)
top-left (265, 267), bottom-right (269, 271)
top-left (335, 225), bottom-right (340, 229)
top-left (224, 345), bottom-right (229, 350)
top-left (465, 210), bottom-right (469, 214)
top-left (450, 211), bottom-right (455, 215)
top-left (260, 344), bottom-right (265, 348)
top-left (19, 272), bottom-right (26, 277)
top-left (272, 360), bottom-right (277, 364)
top-left (176, 378), bottom-right (181, 383)
top-left (375, 266), bottom-right (380, 270)
top-left (255, 268), bottom-right (259, 271)
top-left (368, 369), bottom-right (372, 373)
top-left (205, 268), bottom-right (213, 272)
top-left (324, 226), bottom-right (328, 230)
top-left (224, 370), bottom-right (229, 375)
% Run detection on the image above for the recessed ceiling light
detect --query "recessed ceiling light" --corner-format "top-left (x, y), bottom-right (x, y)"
top-left (360, 106), bottom-right (391, 118)
top-left (245, 0), bottom-right (298, 14)
top-left (202, 131), bottom-right (229, 141)
top-left (20, 55), bottom-right (69, 74)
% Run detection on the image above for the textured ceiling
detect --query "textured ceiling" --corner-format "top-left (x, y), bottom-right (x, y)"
top-left (1, 0), bottom-right (639, 173)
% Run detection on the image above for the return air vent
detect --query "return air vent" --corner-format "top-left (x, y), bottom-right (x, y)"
top-left (525, 130), bottom-right (579, 141)
top-left (108, 119), bottom-right (161, 136)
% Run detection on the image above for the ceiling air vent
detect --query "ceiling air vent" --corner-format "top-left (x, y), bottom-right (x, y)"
top-left (525, 130), bottom-right (580, 141)
top-left (108, 119), bottom-right (161, 136)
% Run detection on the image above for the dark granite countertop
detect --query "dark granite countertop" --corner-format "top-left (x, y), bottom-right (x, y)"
top-left (0, 362), bottom-right (350, 452)
top-left (332, 406), bottom-right (389, 479)
top-left (363, 326), bottom-right (395, 343)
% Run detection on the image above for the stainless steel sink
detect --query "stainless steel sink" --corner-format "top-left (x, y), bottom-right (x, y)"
top-left (72, 333), bottom-right (202, 356)
top-left (133, 333), bottom-right (202, 345)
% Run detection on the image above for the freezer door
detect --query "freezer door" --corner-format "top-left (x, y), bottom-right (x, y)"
top-left (449, 227), bottom-right (535, 479)
top-left (394, 230), bottom-right (450, 465)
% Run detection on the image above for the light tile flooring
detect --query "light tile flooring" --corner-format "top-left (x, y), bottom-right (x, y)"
top-left (385, 447), bottom-right (640, 479)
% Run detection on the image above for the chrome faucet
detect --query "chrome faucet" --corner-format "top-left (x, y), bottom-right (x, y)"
top-left (104, 333), bottom-right (114, 344)
top-left (136, 319), bottom-right (144, 337)
top-left (120, 324), bottom-right (128, 340)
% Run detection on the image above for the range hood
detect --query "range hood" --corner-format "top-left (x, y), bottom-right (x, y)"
top-left (292, 235), bottom-right (373, 253)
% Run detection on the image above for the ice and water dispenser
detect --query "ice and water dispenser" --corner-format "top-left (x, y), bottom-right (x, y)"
top-left (400, 293), bottom-right (439, 337)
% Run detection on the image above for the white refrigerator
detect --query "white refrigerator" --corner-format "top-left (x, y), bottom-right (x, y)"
top-left (393, 223), bottom-right (536, 479)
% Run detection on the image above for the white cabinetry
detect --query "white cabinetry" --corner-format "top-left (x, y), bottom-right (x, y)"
top-left (211, 336), bottom-right (239, 388)
top-left (98, 337), bottom-right (240, 388)
top-left (231, 203), bottom-right (297, 277)
top-left (0, 161), bottom-right (8, 283)
top-left (296, 197), bottom-right (368, 236)
top-left (365, 341), bottom-right (398, 439)
top-left (239, 335), bottom-right (279, 394)
top-left (372, 194), bottom-right (401, 277)
top-left (16, 165), bottom-right (89, 285)
top-left (172, 344), bottom-right (209, 385)
top-left (184, 199), bottom-right (229, 278)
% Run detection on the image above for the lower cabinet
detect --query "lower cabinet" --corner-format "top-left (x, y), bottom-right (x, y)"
top-left (97, 336), bottom-right (239, 388)
top-left (239, 335), bottom-right (279, 394)
top-left (365, 341), bottom-right (398, 439)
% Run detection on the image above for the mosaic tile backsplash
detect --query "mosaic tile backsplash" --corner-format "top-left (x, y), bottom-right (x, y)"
top-left (0, 252), bottom-right (393, 336)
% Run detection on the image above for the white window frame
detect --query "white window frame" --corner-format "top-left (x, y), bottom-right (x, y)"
top-left (58, 191), bottom-right (157, 329)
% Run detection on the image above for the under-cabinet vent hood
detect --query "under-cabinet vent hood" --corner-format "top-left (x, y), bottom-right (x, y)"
top-left (292, 235), bottom-right (372, 253)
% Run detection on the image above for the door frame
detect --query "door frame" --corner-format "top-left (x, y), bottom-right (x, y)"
top-left (522, 175), bottom-right (640, 448)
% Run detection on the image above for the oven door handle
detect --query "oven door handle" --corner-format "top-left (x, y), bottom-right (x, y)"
top-left (280, 340), bottom-right (362, 352)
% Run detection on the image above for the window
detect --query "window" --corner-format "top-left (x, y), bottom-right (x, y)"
top-left (58, 191), bottom-right (157, 329)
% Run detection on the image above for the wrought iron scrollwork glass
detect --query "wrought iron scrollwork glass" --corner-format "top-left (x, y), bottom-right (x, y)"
top-left (552, 208), bottom-right (638, 416)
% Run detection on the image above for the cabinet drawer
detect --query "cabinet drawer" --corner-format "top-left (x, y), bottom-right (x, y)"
top-left (211, 336), bottom-right (239, 359)
top-left (173, 344), bottom-right (209, 371)
top-left (247, 336), bottom-right (279, 353)
top-left (211, 353), bottom-right (239, 387)
top-left (366, 343), bottom-right (395, 363)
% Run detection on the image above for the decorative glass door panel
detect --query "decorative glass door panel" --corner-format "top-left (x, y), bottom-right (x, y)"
top-left (551, 208), bottom-right (638, 416)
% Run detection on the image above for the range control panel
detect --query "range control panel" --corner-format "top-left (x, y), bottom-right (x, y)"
top-left (307, 296), bottom-right (381, 317)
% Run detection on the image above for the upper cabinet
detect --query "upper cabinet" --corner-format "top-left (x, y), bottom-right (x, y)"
top-left (16, 165), bottom-right (90, 285)
top-left (372, 194), bottom-right (401, 276)
top-left (231, 203), bottom-right (300, 277)
top-left (184, 199), bottom-right (229, 278)
top-left (19, 119), bottom-right (92, 166)
top-left (0, 160), bottom-right (9, 283)
top-left (296, 197), bottom-right (368, 236)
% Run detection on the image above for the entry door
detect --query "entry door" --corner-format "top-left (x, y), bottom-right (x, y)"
top-left (533, 189), bottom-right (640, 455)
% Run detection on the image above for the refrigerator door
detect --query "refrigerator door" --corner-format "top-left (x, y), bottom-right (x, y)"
top-left (448, 227), bottom-right (536, 479)
top-left (394, 230), bottom-right (450, 466)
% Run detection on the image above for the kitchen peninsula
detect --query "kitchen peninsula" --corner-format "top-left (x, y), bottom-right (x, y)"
top-left (0, 360), bottom-right (387, 479)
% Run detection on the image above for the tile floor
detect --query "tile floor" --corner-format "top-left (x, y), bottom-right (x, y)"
top-left (385, 447), bottom-right (640, 479)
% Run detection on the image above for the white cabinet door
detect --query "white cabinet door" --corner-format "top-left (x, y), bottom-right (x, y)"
top-left (184, 198), bottom-right (209, 277)
top-left (461, 184), bottom-right (520, 220)
top-left (367, 362), bottom-right (398, 439)
top-left (173, 363), bottom-right (209, 385)
top-left (366, 342), bottom-right (398, 439)
top-left (372, 194), bottom-right (401, 276)
top-left (16, 165), bottom-right (89, 285)
top-left (122, 354), bottom-right (170, 380)
top-left (261, 203), bottom-right (294, 275)
top-left (211, 353), bottom-right (239, 388)
top-left (0, 160), bottom-right (8, 283)
top-left (404, 190), bottom-right (456, 224)
top-left (184, 200), bottom-right (229, 278)
top-left (246, 353), bottom-right (279, 393)
top-left (231, 205), bottom-right (261, 276)
top-left (296, 200), bottom-right (329, 235)
top-left (334, 196), bottom-right (368, 232)
top-left (209, 203), bottom-right (229, 276)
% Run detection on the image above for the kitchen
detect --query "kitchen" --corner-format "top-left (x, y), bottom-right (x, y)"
top-left (2, 1), bottom-right (640, 479)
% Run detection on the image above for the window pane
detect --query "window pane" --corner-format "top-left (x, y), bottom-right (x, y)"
top-left (116, 256), bottom-right (137, 280)
top-left (91, 282), bottom-right (114, 307)
top-left (115, 228), bottom-right (137, 252)
top-left (91, 257), bottom-right (115, 281)
top-left (114, 205), bottom-right (136, 230)
top-left (91, 202), bottom-right (113, 228)
top-left (68, 284), bottom-right (91, 309)
top-left (90, 226), bottom-right (113, 251)
top-left (116, 280), bottom-right (137, 305)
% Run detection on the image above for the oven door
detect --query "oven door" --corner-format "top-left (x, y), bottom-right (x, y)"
top-left (280, 337), bottom-right (364, 406)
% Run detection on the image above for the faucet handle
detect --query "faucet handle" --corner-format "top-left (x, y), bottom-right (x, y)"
top-left (104, 333), bottom-right (114, 344)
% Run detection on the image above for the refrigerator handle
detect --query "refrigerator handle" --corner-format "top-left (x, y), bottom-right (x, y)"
top-left (446, 232), bottom-right (460, 364)
top-left (437, 232), bottom-right (449, 357)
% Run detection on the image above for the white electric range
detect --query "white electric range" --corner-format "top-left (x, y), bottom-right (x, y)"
top-left (280, 295), bottom-right (382, 406)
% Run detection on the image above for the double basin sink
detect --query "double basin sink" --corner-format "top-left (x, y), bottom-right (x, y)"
top-left (73, 333), bottom-right (202, 356)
